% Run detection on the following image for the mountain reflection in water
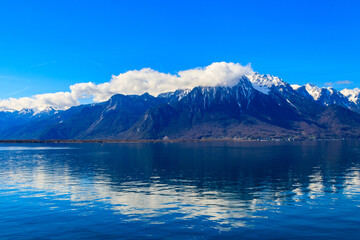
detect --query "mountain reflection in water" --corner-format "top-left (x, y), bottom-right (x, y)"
top-left (0, 141), bottom-right (359, 239)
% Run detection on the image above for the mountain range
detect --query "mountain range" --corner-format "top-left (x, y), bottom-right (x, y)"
top-left (1, 73), bottom-right (360, 140)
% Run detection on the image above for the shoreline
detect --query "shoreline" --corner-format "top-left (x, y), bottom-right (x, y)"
top-left (0, 138), bottom-right (355, 144)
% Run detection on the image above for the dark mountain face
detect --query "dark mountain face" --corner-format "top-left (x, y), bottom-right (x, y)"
top-left (120, 84), bottom-right (296, 140)
top-left (120, 78), bottom-right (360, 140)
top-left (1, 76), bottom-right (360, 140)
top-left (0, 106), bottom-right (86, 140)
top-left (314, 105), bottom-right (360, 138)
top-left (0, 93), bottom-right (169, 140)
top-left (0, 110), bottom-right (34, 133)
top-left (38, 93), bottom-right (170, 140)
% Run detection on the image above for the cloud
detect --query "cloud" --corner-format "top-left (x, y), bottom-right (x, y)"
top-left (71, 62), bottom-right (253, 102)
top-left (0, 92), bottom-right (79, 112)
top-left (0, 62), bottom-right (254, 112)
top-left (337, 80), bottom-right (353, 85)
top-left (325, 80), bottom-right (353, 87)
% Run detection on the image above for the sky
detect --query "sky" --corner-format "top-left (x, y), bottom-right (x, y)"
top-left (0, 0), bottom-right (359, 108)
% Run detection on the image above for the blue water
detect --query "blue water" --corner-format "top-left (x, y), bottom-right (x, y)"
top-left (0, 141), bottom-right (359, 239)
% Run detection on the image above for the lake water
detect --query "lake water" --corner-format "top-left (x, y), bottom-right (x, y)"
top-left (0, 141), bottom-right (359, 239)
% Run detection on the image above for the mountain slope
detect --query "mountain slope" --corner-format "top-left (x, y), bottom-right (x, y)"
top-left (293, 84), bottom-right (360, 113)
top-left (1, 73), bottom-right (360, 140)
top-left (119, 78), bottom-right (345, 140)
top-left (315, 105), bottom-right (360, 138)
top-left (39, 93), bottom-right (170, 140)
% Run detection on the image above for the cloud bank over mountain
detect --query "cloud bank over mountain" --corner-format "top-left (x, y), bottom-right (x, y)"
top-left (0, 62), bottom-right (253, 112)
top-left (1, 61), bottom-right (358, 113)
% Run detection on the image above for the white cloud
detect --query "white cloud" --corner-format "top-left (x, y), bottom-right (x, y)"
top-left (72, 62), bottom-right (253, 102)
top-left (325, 80), bottom-right (353, 87)
top-left (0, 92), bottom-right (79, 112)
top-left (0, 62), bottom-right (253, 112)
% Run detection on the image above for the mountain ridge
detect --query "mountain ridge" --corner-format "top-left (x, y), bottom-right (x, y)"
top-left (1, 73), bottom-right (359, 140)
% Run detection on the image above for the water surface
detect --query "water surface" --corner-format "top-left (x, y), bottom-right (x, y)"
top-left (0, 141), bottom-right (359, 239)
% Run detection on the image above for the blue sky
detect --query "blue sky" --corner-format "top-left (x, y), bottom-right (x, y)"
top-left (0, 0), bottom-right (359, 99)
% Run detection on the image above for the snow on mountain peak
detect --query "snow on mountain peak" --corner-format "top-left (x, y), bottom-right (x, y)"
top-left (341, 88), bottom-right (360, 104)
top-left (246, 73), bottom-right (286, 95)
top-left (19, 108), bottom-right (34, 115)
top-left (158, 89), bottom-right (191, 101)
top-left (290, 84), bottom-right (301, 90)
top-left (305, 83), bottom-right (322, 100)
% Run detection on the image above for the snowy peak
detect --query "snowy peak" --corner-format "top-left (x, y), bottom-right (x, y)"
top-left (304, 84), bottom-right (322, 101)
top-left (246, 73), bottom-right (287, 94)
top-left (158, 89), bottom-right (191, 101)
top-left (341, 88), bottom-right (360, 105)
top-left (301, 84), bottom-right (340, 103)
top-left (290, 83), bottom-right (360, 112)
top-left (178, 76), bottom-right (256, 112)
top-left (18, 108), bottom-right (35, 115)
top-left (158, 76), bottom-right (255, 106)
top-left (290, 84), bottom-right (301, 90)
top-left (38, 106), bottom-right (57, 114)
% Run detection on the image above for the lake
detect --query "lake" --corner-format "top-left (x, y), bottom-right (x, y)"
top-left (0, 141), bottom-right (359, 239)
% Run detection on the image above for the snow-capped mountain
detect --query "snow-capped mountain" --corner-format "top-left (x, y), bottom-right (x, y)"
top-left (246, 74), bottom-right (360, 113)
top-left (290, 83), bottom-right (360, 113)
top-left (0, 72), bottom-right (359, 140)
top-left (158, 89), bottom-right (191, 102)
top-left (246, 73), bottom-right (288, 94)
top-left (304, 84), bottom-right (322, 100)
top-left (341, 88), bottom-right (360, 106)
top-left (244, 74), bottom-right (360, 115)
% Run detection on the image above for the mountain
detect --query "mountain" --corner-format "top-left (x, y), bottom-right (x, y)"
top-left (0, 105), bottom-right (84, 140)
top-left (0, 93), bottom-right (170, 140)
top-left (315, 105), bottom-right (360, 138)
top-left (0, 73), bottom-right (359, 140)
top-left (341, 88), bottom-right (360, 108)
top-left (291, 84), bottom-right (360, 113)
top-left (119, 76), bottom-right (360, 140)
top-left (0, 110), bottom-right (36, 133)
top-left (39, 93), bottom-right (170, 140)
top-left (120, 78), bottom-right (300, 140)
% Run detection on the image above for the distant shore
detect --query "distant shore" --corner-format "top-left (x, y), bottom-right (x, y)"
top-left (0, 138), bottom-right (353, 144)
top-left (0, 139), bottom-right (253, 144)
